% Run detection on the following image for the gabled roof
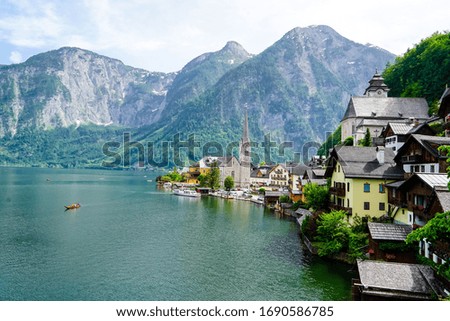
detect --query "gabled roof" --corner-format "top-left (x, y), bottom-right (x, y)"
top-left (357, 260), bottom-right (446, 299)
top-left (342, 97), bottom-right (429, 121)
top-left (437, 87), bottom-right (450, 118)
top-left (368, 222), bottom-right (412, 241)
top-left (289, 164), bottom-right (309, 176)
top-left (394, 134), bottom-right (450, 162)
top-left (325, 145), bottom-right (404, 179)
top-left (397, 173), bottom-right (449, 191)
top-left (386, 122), bottom-right (417, 135)
top-left (435, 190), bottom-right (450, 212)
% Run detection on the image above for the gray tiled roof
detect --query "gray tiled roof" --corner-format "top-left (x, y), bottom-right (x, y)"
top-left (357, 260), bottom-right (445, 298)
top-left (368, 222), bottom-right (412, 241)
top-left (331, 146), bottom-right (404, 179)
top-left (415, 173), bottom-right (449, 189)
top-left (387, 122), bottom-right (416, 135)
top-left (343, 97), bottom-right (429, 121)
top-left (436, 191), bottom-right (450, 212)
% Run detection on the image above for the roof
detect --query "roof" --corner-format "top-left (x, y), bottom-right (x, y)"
top-left (368, 222), bottom-right (412, 241)
top-left (326, 145), bottom-right (404, 179)
top-left (395, 134), bottom-right (450, 162)
top-left (387, 122), bottom-right (417, 135)
top-left (357, 260), bottom-right (446, 299)
top-left (415, 173), bottom-right (449, 188)
top-left (437, 87), bottom-right (450, 118)
top-left (312, 169), bottom-right (325, 177)
top-left (397, 173), bottom-right (449, 191)
top-left (290, 164), bottom-right (309, 176)
top-left (342, 97), bottom-right (429, 121)
top-left (385, 180), bottom-right (405, 188)
top-left (435, 190), bottom-right (450, 212)
top-left (295, 208), bottom-right (312, 217)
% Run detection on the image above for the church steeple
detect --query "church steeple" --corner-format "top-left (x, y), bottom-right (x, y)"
top-left (364, 70), bottom-right (390, 97)
top-left (239, 109), bottom-right (251, 166)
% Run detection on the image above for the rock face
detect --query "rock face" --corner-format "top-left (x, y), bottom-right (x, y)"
top-left (0, 47), bottom-right (175, 137)
top-left (144, 25), bottom-right (395, 151)
top-left (0, 25), bottom-right (396, 166)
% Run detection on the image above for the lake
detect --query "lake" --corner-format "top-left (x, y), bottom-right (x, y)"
top-left (0, 167), bottom-right (352, 300)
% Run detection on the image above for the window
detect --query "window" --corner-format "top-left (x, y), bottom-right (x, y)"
top-left (430, 165), bottom-right (435, 173)
top-left (347, 199), bottom-right (350, 208)
top-left (379, 184), bottom-right (385, 193)
top-left (364, 202), bottom-right (370, 210)
top-left (379, 202), bottom-right (385, 211)
top-left (420, 165), bottom-right (425, 172)
top-left (347, 182), bottom-right (350, 192)
top-left (364, 183), bottom-right (370, 193)
top-left (338, 165), bottom-right (340, 172)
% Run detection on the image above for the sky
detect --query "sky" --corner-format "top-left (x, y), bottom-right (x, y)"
top-left (0, 0), bottom-right (448, 72)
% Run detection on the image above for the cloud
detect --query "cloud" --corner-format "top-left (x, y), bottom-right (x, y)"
top-left (0, 0), bottom-right (448, 71)
top-left (9, 51), bottom-right (23, 64)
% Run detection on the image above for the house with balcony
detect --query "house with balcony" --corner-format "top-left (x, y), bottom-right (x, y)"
top-left (325, 145), bottom-right (404, 223)
top-left (387, 173), bottom-right (448, 226)
top-left (418, 188), bottom-right (450, 266)
top-left (288, 164), bottom-right (308, 202)
top-left (394, 134), bottom-right (450, 175)
top-left (268, 164), bottom-right (289, 189)
top-left (250, 164), bottom-right (273, 187)
top-left (380, 121), bottom-right (435, 153)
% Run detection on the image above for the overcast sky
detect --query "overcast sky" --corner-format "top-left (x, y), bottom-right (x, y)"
top-left (0, 0), bottom-right (448, 72)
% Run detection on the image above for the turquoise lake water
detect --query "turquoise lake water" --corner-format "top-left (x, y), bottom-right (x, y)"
top-left (0, 167), bottom-right (352, 300)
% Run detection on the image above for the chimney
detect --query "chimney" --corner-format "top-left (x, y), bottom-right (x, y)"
top-left (376, 146), bottom-right (385, 164)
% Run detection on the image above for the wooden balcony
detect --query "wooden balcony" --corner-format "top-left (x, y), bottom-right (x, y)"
top-left (329, 186), bottom-right (345, 197)
top-left (401, 155), bottom-right (422, 163)
top-left (330, 204), bottom-right (352, 215)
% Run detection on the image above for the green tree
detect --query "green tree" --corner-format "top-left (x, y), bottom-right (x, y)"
top-left (406, 212), bottom-right (450, 244)
top-left (315, 210), bottom-right (351, 256)
top-left (360, 128), bottom-right (371, 147)
top-left (383, 31), bottom-right (450, 111)
top-left (224, 176), bottom-right (234, 191)
top-left (303, 183), bottom-right (329, 211)
top-left (318, 125), bottom-right (341, 157)
top-left (343, 136), bottom-right (354, 146)
top-left (197, 173), bottom-right (207, 187)
top-left (207, 162), bottom-right (220, 190)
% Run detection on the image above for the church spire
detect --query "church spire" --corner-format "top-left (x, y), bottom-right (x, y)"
top-left (239, 108), bottom-right (250, 166)
top-left (364, 71), bottom-right (390, 97)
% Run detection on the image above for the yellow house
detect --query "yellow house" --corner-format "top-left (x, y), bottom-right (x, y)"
top-left (185, 162), bottom-right (211, 185)
top-left (325, 146), bottom-right (404, 224)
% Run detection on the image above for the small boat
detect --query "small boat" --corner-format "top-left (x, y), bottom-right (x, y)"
top-left (64, 203), bottom-right (81, 210)
top-left (173, 189), bottom-right (201, 198)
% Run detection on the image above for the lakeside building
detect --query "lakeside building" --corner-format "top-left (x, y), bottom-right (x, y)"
top-left (340, 72), bottom-right (429, 145)
top-left (325, 145), bottom-right (404, 223)
top-left (380, 121), bottom-right (435, 153)
top-left (185, 111), bottom-right (251, 188)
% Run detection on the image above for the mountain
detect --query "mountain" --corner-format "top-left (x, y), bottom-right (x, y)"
top-left (141, 25), bottom-right (395, 160)
top-left (0, 47), bottom-right (175, 137)
top-left (0, 25), bottom-right (396, 167)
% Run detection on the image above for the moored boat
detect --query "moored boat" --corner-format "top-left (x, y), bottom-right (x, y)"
top-left (173, 189), bottom-right (201, 198)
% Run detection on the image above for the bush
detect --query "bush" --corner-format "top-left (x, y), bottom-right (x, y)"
top-left (303, 183), bottom-right (329, 211)
top-left (279, 195), bottom-right (291, 203)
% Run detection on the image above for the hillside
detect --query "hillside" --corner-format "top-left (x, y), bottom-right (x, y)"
top-left (0, 25), bottom-right (396, 167)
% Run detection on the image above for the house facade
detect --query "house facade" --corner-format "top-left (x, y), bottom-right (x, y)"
top-left (325, 146), bottom-right (404, 223)
top-left (394, 134), bottom-right (450, 175)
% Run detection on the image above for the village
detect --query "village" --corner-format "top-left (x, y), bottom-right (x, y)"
top-left (159, 72), bottom-right (450, 301)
